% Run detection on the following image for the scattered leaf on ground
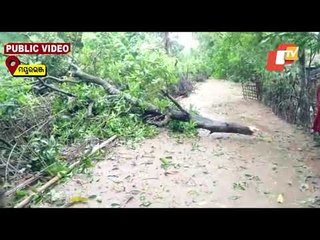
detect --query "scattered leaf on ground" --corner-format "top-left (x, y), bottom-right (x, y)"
top-left (111, 203), bottom-right (121, 208)
top-left (107, 175), bottom-right (122, 184)
top-left (277, 194), bottom-right (284, 203)
top-left (160, 156), bottom-right (172, 171)
top-left (300, 183), bottom-right (309, 192)
top-left (198, 201), bottom-right (207, 206)
top-left (245, 174), bottom-right (261, 182)
top-left (233, 182), bottom-right (247, 191)
top-left (218, 165), bottom-right (228, 170)
top-left (140, 201), bottom-right (152, 207)
top-left (129, 190), bottom-right (140, 195)
top-left (112, 185), bottom-right (126, 192)
top-left (140, 195), bottom-right (146, 201)
top-left (263, 136), bottom-right (273, 143)
top-left (239, 166), bottom-right (247, 170)
top-left (164, 170), bottom-right (179, 176)
top-left (186, 178), bottom-right (197, 186)
top-left (198, 147), bottom-right (206, 152)
top-left (229, 196), bottom-right (241, 200)
top-left (188, 190), bottom-right (199, 196)
top-left (69, 196), bottom-right (88, 204)
top-left (122, 196), bottom-right (134, 207)
top-left (15, 189), bottom-right (29, 199)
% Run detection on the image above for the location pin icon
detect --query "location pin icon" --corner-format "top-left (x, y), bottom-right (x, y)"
top-left (5, 56), bottom-right (20, 75)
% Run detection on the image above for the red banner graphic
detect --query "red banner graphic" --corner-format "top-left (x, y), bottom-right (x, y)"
top-left (4, 43), bottom-right (70, 54)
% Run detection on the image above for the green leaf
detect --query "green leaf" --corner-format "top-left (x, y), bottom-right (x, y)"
top-left (111, 203), bottom-right (121, 208)
top-left (69, 196), bottom-right (88, 203)
top-left (140, 201), bottom-right (152, 207)
top-left (15, 189), bottom-right (28, 198)
top-left (233, 182), bottom-right (247, 191)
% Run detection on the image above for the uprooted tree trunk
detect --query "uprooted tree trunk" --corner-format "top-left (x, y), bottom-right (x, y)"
top-left (68, 64), bottom-right (253, 135)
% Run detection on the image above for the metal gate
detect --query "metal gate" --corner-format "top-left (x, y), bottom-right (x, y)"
top-left (241, 77), bottom-right (262, 101)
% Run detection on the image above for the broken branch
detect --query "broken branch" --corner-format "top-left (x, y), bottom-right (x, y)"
top-left (38, 78), bottom-right (76, 97)
top-left (90, 135), bottom-right (118, 155)
top-left (5, 173), bottom-right (42, 197)
top-left (41, 76), bottom-right (80, 84)
top-left (69, 64), bottom-right (253, 135)
top-left (161, 90), bottom-right (189, 116)
top-left (14, 160), bottom-right (81, 208)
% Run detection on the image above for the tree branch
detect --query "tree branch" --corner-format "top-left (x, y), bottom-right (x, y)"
top-left (38, 78), bottom-right (76, 97)
top-left (161, 90), bottom-right (189, 116)
top-left (70, 67), bottom-right (162, 114)
top-left (41, 76), bottom-right (80, 84)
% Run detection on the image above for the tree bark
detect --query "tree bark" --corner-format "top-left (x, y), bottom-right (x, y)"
top-left (164, 32), bottom-right (170, 55)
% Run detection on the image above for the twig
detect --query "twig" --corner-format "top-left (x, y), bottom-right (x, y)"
top-left (14, 116), bottom-right (54, 139)
top-left (68, 61), bottom-right (80, 72)
top-left (5, 143), bottom-right (17, 183)
top-left (38, 78), bottom-right (76, 97)
top-left (141, 155), bottom-right (156, 158)
top-left (0, 138), bottom-right (13, 148)
top-left (4, 162), bottom-right (57, 197)
top-left (0, 158), bottom-right (16, 175)
top-left (14, 160), bottom-right (80, 208)
top-left (14, 107), bottom-right (66, 140)
top-left (87, 102), bottom-right (94, 117)
top-left (4, 174), bottom-right (41, 197)
top-left (90, 135), bottom-right (118, 155)
top-left (161, 90), bottom-right (189, 116)
top-left (121, 196), bottom-right (134, 208)
top-left (143, 177), bottom-right (159, 180)
top-left (41, 76), bottom-right (80, 84)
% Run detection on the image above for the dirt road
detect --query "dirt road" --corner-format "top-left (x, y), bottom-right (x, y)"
top-left (34, 80), bottom-right (320, 208)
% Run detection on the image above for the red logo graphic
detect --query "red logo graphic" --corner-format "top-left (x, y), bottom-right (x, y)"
top-left (266, 43), bottom-right (299, 71)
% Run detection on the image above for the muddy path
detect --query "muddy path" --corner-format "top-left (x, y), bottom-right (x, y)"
top-left (34, 80), bottom-right (320, 208)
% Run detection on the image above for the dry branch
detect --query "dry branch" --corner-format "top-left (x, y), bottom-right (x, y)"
top-left (161, 90), bottom-right (189, 116)
top-left (90, 135), bottom-right (117, 155)
top-left (4, 173), bottom-right (41, 197)
top-left (14, 160), bottom-right (80, 208)
top-left (13, 135), bottom-right (118, 208)
top-left (41, 76), bottom-right (80, 84)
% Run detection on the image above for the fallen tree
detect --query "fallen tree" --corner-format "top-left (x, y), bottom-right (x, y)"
top-left (65, 63), bottom-right (253, 135)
